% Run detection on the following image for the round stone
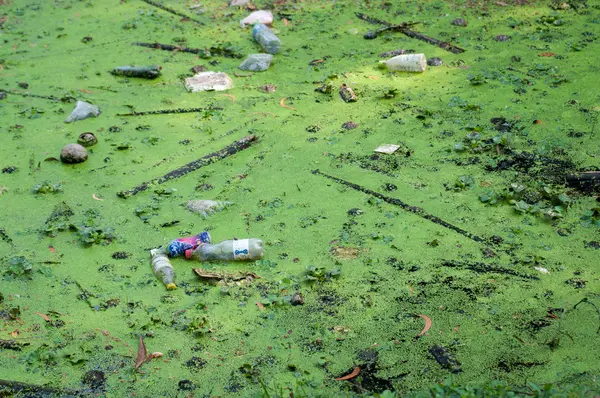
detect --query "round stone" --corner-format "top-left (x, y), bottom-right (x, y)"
top-left (494, 34), bottom-right (511, 42)
top-left (451, 18), bottom-right (467, 27)
top-left (427, 57), bottom-right (443, 66)
top-left (60, 143), bottom-right (88, 164)
top-left (77, 132), bottom-right (98, 147)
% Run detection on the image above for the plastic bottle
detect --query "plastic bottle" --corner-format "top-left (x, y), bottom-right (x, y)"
top-left (166, 231), bottom-right (212, 258)
top-left (190, 238), bottom-right (264, 261)
top-left (379, 54), bottom-right (427, 72)
top-left (151, 248), bottom-right (176, 290)
top-left (252, 24), bottom-right (281, 54)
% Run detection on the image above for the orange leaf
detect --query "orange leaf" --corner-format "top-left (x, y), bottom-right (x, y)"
top-left (37, 313), bottom-right (51, 322)
top-left (538, 52), bottom-right (556, 57)
top-left (48, 245), bottom-right (57, 253)
top-left (335, 367), bottom-right (360, 381)
top-left (416, 314), bottom-right (432, 338)
top-left (279, 97), bottom-right (296, 111)
top-left (256, 302), bottom-right (265, 311)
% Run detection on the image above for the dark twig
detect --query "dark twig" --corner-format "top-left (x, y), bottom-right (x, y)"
top-left (116, 106), bottom-right (222, 117)
top-left (0, 379), bottom-right (80, 396)
top-left (0, 227), bottom-right (13, 245)
top-left (442, 260), bottom-right (539, 280)
top-left (132, 42), bottom-right (243, 58)
top-left (0, 339), bottom-right (30, 351)
top-left (0, 89), bottom-right (63, 102)
top-left (312, 170), bottom-right (486, 244)
top-left (118, 135), bottom-right (258, 198)
top-left (355, 12), bottom-right (465, 54)
top-left (573, 298), bottom-right (600, 334)
top-left (140, 0), bottom-right (204, 25)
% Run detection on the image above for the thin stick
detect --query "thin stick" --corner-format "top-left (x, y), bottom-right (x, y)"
top-left (116, 106), bottom-right (222, 117)
top-left (0, 89), bottom-right (62, 102)
top-left (0, 379), bottom-right (80, 396)
top-left (355, 13), bottom-right (465, 54)
top-left (312, 170), bottom-right (486, 244)
top-left (133, 41), bottom-right (243, 58)
top-left (140, 0), bottom-right (204, 25)
top-left (118, 135), bottom-right (258, 198)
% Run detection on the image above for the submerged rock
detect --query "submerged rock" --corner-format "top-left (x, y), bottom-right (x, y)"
top-left (60, 144), bottom-right (88, 164)
top-left (427, 57), bottom-right (443, 66)
top-left (65, 100), bottom-right (100, 123)
top-left (185, 200), bottom-right (232, 218)
top-left (451, 18), bottom-right (468, 27)
top-left (184, 72), bottom-right (233, 92)
top-left (239, 54), bottom-right (273, 72)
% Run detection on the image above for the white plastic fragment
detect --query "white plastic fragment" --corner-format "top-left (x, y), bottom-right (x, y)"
top-left (380, 54), bottom-right (427, 72)
top-left (65, 100), bottom-right (100, 123)
top-left (240, 10), bottom-right (273, 28)
top-left (374, 144), bottom-right (401, 154)
top-left (184, 72), bottom-right (233, 92)
top-left (534, 266), bottom-right (550, 274)
top-left (230, 0), bottom-right (249, 6)
top-left (239, 54), bottom-right (273, 71)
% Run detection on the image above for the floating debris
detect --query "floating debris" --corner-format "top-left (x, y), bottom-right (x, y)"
top-left (240, 10), bottom-right (273, 28)
top-left (451, 18), bottom-right (468, 27)
top-left (110, 65), bottom-right (162, 79)
top-left (339, 84), bottom-right (357, 102)
top-left (374, 144), bottom-right (400, 154)
top-left (239, 54), bottom-right (273, 72)
top-left (380, 54), bottom-right (427, 72)
top-left (77, 132), bottom-right (97, 147)
top-left (427, 57), bottom-right (443, 66)
top-left (65, 101), bottom-right (100, 123)
top-left (184, 72), bottom-right (233, 92)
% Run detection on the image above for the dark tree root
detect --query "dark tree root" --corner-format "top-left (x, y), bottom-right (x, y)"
top-left (133, 42), bottom-right (243, 58)
top-left (311, 170), bottom-right (487, 244)
top-left (118, 135), bottom-right (258, 198)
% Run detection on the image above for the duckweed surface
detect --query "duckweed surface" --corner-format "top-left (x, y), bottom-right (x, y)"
top-left (1, 0), bottom-right (600, 396)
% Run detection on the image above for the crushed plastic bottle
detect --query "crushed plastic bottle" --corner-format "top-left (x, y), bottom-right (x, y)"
top-left (65, 100), bottom-right (101, 123)
top-left (190, 238), bottom-right (264, 261)
top-left (379, 54), bottom-right (427, 72)
top-left (151, 248), bottom-right (176, 290)
top-left (166, 231), bottom-right (212, 258)
top-left (252, 24), bottom-right (281, 54)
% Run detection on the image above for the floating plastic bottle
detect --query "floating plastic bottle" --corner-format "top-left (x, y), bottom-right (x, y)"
top-left (379, 54), bottom-right (427, 72)
top-left (252, 24), bottom-right (281, 54)
top-left (151, 248), bottom-right (176, 290)
top-left (190, 238), bottom-right (264, 261)
top-left (166, 231), bottom-right (212, 259)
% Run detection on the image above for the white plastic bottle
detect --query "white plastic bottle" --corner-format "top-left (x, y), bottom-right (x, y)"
top-left (151, 248), bottom-right (176, 290)
top-left (380, 54), bottom-right (427, 72)
top-left (190, 239), bottom-right (264, 261)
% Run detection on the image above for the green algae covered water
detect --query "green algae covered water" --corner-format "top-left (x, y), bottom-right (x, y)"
top-left (1, 0), bottom-right (599, 396)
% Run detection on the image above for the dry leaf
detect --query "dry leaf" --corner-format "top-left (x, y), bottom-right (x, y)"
top-left (134, 335), bottom-right (147, 370)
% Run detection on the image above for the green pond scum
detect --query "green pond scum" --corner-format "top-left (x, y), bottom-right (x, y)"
top-left (1, 0), bottom-right (599, 396)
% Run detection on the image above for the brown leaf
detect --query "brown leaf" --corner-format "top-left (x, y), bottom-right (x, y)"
top-left (256, 302), bottom-right (265, 311)
top-left (415, 314), bottom-right (432, 338)
top-left (145, 352), bottom-right (163, 362)
top-left (335, 367), bottom-right (360, 381)
top-left (134, 335), bottom-right (147, 370)
top-left (37, 313), bottom-right (51, 322)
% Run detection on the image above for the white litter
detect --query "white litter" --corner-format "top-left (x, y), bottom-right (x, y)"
top-left (240, 10), bottom-right (273, 28)
top-left (374, 144), bottom-right (401, 154)
top-left (184, 72), bottom-right (233, 92)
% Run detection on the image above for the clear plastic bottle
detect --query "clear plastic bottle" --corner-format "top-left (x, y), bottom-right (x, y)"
top-left (252, 24), bottom-right (281, 54)
top-left (151, 248), bottom-right (176, 290)
top-left (190, 238), bottom-right (264, 261)
top-left (379, 53), bottom-right (427, 72)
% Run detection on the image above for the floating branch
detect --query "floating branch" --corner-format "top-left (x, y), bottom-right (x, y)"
top-left (0, 89), bottom-right (63, 102)
top-left (356, 12), bottom-right (465, 54)
top-left (111, 65), bottom-right (162, 79)
top-left (132, 42), bottom-right (243, 58)
top-left (140, 0), bottom-right (204, 25)
top-left (311, 169), bottom-right (486, 244)
top-left (0, 379), bottom-right (80, 396)
top-left (566, 171), bottom-right (600, 193)
top-left (442, 260), bottom-right (539, 280)
top-left (118, 135), bottom-right (258, 198)
top-left (116, 106), bottom-right (222, 117)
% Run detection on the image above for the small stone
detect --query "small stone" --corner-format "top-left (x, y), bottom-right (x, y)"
top-left (65, 100), bottom-right (100, 123)
top-left (18, 82), bottom-right (29, 89)
top-left (185, 72), bottom-right (233, 92)
top-left (291, 292), bottom-right (304, 306)
top-left (427, 57), bottom-right (443, 66)
top-left (239, 54), bottom-right (273, 72)
top-left (339, 84), bottom-right (357, 102)
top-left (341, 121), bottom-right (358, 130)
top-left (451, 18), bottom-right (468, 27)
top-left (494, 34), bottom-right (511, 42)
top-left (191, 65), bottom-right (207, 73)
top-left (0, 91), bottom-right (7, 100)
top-left (82, 370), bottom-right (105, 390)
top-left (60, 143), bottom-right (88, 164)
top-left (77, 132), bottom-right (98, 147)
top-left (260, 84), bottom-right (276, 93)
